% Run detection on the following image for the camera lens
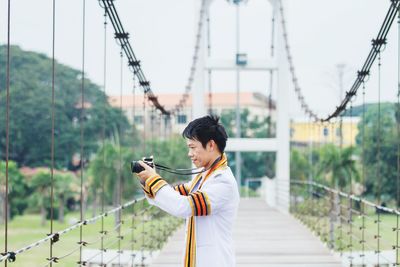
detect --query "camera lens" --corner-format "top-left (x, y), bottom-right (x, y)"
top-left (131, 161), bottom-right (145, 173)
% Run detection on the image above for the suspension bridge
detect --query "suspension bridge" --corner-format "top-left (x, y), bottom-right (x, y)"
top-left (0, 0), bottom-right (400, 266)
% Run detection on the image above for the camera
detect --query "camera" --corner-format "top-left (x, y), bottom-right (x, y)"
top-left (131, 157), bottom-right (154, 173)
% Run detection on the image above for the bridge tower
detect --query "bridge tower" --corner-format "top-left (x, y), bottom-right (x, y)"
top-left (192, 0), bottom-right (290, 212)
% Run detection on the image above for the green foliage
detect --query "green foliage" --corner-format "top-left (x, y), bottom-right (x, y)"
top-left (290, 149), bottom-right (310, 181)
top-left (0, 161), bottom-right (30, 218)
top-left (356, 102), bottom-right (400, 204)
top-left (89, 141), bottom-right (140, 205)
top-left (220, 108), bottom-right (275, 184)
top-left (145, 135), bottom-right (192, 183)
top-left (220, 108), bottom-right (272, 138)
top-left (0, 45), bottom-right (129, 168)
top-left (316, 144), bottom-right (359, 189)
top-left (290, 144), bottom-right (359, 191)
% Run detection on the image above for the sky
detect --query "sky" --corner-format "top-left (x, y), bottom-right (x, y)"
top-left (0, 0), bottom-right (398, 119)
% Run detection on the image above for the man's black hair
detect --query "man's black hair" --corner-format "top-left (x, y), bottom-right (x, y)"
top-left (182, 115), bottom-right (228, 153)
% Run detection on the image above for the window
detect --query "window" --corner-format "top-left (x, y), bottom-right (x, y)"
top-left (177, 114), bottom-right (187, 124)
top-left (323, 127), bottom-right (329, 137)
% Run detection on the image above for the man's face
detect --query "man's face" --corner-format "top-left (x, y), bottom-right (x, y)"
top-left (186, 138), bottom-right (209, 168)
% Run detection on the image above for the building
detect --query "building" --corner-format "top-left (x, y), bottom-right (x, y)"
top-left (108, 91), bottom-right (275, 136)
top-left (290, 117), bottom-right (360, 147)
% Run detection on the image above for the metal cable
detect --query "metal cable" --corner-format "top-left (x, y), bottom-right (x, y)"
top-left (3, 1), bottom-right (11, 265)
top-left (118, 49), bottom-right (124, 267)
top-left (100, 4), bottom-right (108, 266)
top-left (78, 0), bottom-right (87, 264)
top-left (278, 0), bottom-right (400, 122)
top-left (0, 198), bottom-right (144, 263)
top-left (361, 82), bottom-right (366, 266)
top-left (99, 0), bottom-right (169, 115)
top-left (397, 5), bottom-right (400, 265)
top-left (49, 1), bottom-right (56, 266)
top-left (206, 9), bottom-right (213, 115)
top-left (173, 0), bottom-right (207, 115)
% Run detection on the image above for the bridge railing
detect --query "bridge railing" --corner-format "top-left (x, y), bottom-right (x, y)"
top-left (0, 197), bottom-right (182, 266)
top-left (290, 180), bottom-right (400, 266)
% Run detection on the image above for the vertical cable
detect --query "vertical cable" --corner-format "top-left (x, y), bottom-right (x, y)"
top-left (206, 10), bottom-right (212, 115)
top-left (141, 90), bottom-right (146, 265)
top-left (100, 4), bottom-right (108, 266)
top-left (143, 93), bottom-right (147, 155)
top-left (361, 82), bottom-right (366, 266)
top-left (49, 0), bottom-right (56, 266)
top-left (79, 0), bottom-right (86, 264)
top-left (118, 50), bottom-right (124, 266)
top-left (348, 101), bottom-right (353, 266)
top-left (396, 6), bottom-right (400, 266)
top-left (141, 200), bottom-right (145, 266)
top-left (4, 0), bottom-right (11, 266)
top-left (130, 74), bottom-right (136, 267)
top-left (376, 52), bottom-right (382, 266)
top-left (268, 9), bottom-right (275, 137)
top-left (395, 7), bottom-right (400, 266)
top-left (337, 113), bottom-right (343, 255)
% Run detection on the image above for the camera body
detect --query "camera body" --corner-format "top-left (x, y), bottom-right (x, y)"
top-left (131, 157), bottom-right (154, 173)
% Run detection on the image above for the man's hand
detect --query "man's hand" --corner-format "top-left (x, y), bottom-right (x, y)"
top-left (136, 160), bottom-right (158, 184)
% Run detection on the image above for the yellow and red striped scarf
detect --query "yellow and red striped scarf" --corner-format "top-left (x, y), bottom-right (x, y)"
top-left (184, 153), bottom-right (228, 267)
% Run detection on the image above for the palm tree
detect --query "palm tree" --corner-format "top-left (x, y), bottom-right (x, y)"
top-left (316, 144), bottom-right (360, 249)
top-left (317, 144), bottom-right (360, 190)
top-left (30, 170), bottom-right (51, 226)
top-left (0, 161), bottom-right (27, 223)
top-left (54, 172), bottom-right (76, 223)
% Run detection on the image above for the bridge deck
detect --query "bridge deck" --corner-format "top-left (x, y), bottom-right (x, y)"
top-left (151, 198), bottom-right (342, 267)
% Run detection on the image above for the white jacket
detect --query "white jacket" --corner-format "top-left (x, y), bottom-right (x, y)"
top-left (142, 162), bottom-right (240, 267)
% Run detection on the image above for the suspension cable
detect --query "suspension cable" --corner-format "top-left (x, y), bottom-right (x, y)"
top-left (49, 1), bottom-right (56, 266)
top-left (361, 82), bottom-right (366, 266)
top-left (78, 0), bottom-right (87, 264)
top-left (396, 5), bottom-right (400, 266)
top-left (118, 49), bottom-right (124, 266)
top-left (173, 0), bottom-right (207, 115)
top-left (130, 73), bottom-right (137, 266)
top-left (3, 0), bottom-right (11, 265)
top-left (376, 51), bottom-right (382, 266)
top-left (278, 0), bottom-right (400, 122)
top-left (99, 0), bottom-right (169, 115)
top-left (206, 9), bottom-right (213, 115)
top-left (268, 8), bottom-right (275, 137)
top-left (100, 3), bottom-right (108, 265)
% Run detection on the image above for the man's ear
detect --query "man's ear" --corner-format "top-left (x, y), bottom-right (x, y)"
top-left (207, 140), bottom-right (216, 151)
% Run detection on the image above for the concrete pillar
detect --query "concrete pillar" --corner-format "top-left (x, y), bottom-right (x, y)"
top-left (271, 0), bottom-right (290, 212)
top-left (192, 0), bottom-right (214, 119)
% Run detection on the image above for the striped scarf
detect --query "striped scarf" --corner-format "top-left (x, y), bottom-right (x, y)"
top-left (184, 153), bottom-right (228, 267)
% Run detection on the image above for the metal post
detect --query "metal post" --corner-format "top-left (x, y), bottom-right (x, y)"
top-left (235, 2), bottom-right (242, 191)
top-left (274, 0), bottom-right (290, 212)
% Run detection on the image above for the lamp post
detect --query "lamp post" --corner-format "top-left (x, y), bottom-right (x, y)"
top-left (227, 0), bottom-right (247, 190)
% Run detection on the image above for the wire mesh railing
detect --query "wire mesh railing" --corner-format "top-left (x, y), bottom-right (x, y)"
top-left (0, 197), bottom-right (183, 267)
top-left (291, 180), bottom-right (400, 266)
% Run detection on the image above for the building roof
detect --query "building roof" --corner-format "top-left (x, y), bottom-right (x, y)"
top-left (108, 91), bottom-right (276, 109)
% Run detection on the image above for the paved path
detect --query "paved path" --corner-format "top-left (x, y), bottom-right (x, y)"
top-left (151, 198), bottom-right (343, 267)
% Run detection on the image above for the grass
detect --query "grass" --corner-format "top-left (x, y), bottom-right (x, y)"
top-left (0, 203), bottom-right (183, 267)
top-left (292, 198), bottom-right (400, 253)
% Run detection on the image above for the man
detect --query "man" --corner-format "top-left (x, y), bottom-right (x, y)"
top-left (136, 115), bottom-right (240, 267)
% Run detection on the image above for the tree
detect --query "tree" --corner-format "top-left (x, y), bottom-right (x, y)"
top-left (220, 108), bottom-right (275, 183)
top-left (290, 149), bottom-right (310, 181)
top-left (316, 144), bottom-right (359, 189)
top-left (54, 172), bottom-right (76, 223)
top-left (356, 102), bottom-right (400, 205)
top-left (29, 170), bottom-right (52, 226)
top-left (0, 45), bottom-right (129, 169)
top-left (0, 161), bottom-right (30, 222)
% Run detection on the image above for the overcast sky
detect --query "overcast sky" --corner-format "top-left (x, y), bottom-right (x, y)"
top-left (0, 0), bottom-right (398, 119)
